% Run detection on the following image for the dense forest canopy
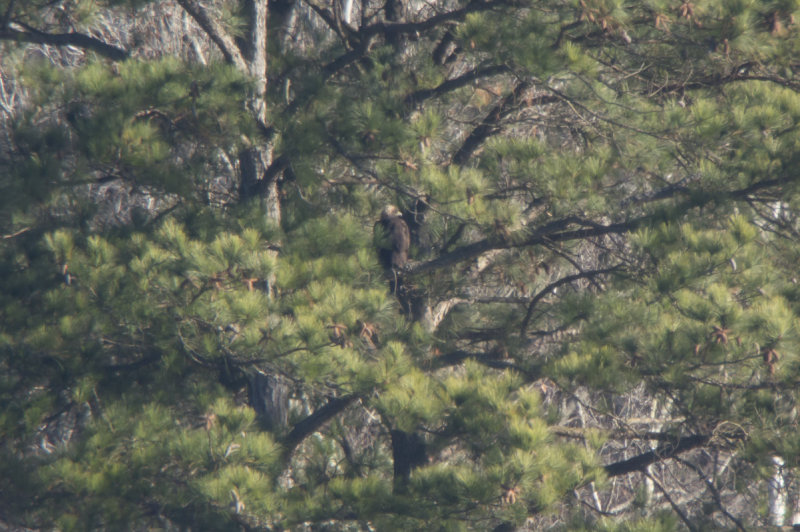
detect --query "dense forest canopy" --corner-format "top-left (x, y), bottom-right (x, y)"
top-left (3, 0), bottom-right (800, 529)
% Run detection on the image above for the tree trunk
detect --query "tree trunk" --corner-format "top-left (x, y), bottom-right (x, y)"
top-left (238, 0), bottom-right (278, 223)
top-left (391, 429), bottom-right (427, 493)
top-left (769, 455), bottom-right (786, 527)
top-left (248, 371), bottom-right (290, 432)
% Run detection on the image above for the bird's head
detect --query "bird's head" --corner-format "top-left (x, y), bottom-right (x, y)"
top-left (381, 204), bottom-right (402, 220)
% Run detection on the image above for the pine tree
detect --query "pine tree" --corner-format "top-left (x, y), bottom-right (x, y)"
top-left (3, 0), bottom-right (800, 529)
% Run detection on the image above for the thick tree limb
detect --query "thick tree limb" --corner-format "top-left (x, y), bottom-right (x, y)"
top-left (177, 0), bottom-right (248, 71)
top-left (432, 28), bottom-right (456, 65)
top-left (320, 39), bottom-right (371, 78)
top-left (407, 216), bottom-right (635, 276)
top-left (432, 349), bottom-right (533, 376)
top-left (408, 173), bottom-right (800, 277)
top-left (280, 394), bottom-right (359, 462)
top-left (603, 434), bottom-right (710, 477)
top-left (409, 237), bottom-right (495, 275)
top-left (303, 0), bottom-right (354, 45)
top-left (420, 297), bottom-right (466, 332)
top-left (404, 64), bottom-right (510, 107)
top-left (247, 153), bottom-right (290, 198)
top-left (0, 26), bottom-right (128, 61)
top-left (452, 80), bottom-right (535, 165)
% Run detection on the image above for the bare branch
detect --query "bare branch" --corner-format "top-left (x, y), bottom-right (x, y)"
top-left (421, 297), bottom-right (467, 332)
top-left (643, 468), bottom-right (698, 532)
top-left (552, 425), bottom-right (694, 442)
top-left (674, 456), bottom-right (747, 531)
top-left (0, 26), bottom-right (128, 61)
top-left (302, 0), bottom-right (351, 44)
top-left (176, 0), bottom-right (248, 71)
top-left (2, 227), bottom-right (31, 240)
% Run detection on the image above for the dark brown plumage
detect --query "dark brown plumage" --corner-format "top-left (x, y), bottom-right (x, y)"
top-left (376, 205), bottom-right (411, 270)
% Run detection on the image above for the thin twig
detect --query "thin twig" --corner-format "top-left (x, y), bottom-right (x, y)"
top-left (643, 468), bottom-right (698, 532)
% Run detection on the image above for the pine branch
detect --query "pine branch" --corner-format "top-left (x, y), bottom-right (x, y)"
top-left (287, 2), bottom-right (514, 114)
top-left (451, 79), bottom-right (535, 165)
top-left (0, 25), bottom-right (128, 61)
top-left (320, 39), bottom-right (371, 78)
top-left (551, 425), bottom-right (696, 442)
top-left (409, 237), bottom-right (495, 275)
top-left (404, 64), bottom-right (510, 107)
top-left (281, 40), bottom-right (372, 115)
top-left (407, 216), bottom-right (636, 276)
top-left (519, 266), bottom-right (620, 335)
top-left (674, 456), bottom-right (747, 532)
top-left (280, 394), bottom-right (359, 462)
top-left (245, 153), bottom-right (289, 199)
top-left (603, 434), bottom-right (710, 477)
top-left (360, 0), bottom-right (510, 39)
top-left (177, 0), bottom-right (248, 71)
top-left (684, 374), bottom-right (800, 390)
top-left (644, 65), bottom-right (800, 96)
top-left (409, 173), bottom-right (800, 277)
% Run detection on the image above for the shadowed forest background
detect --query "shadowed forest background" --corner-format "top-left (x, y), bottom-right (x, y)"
top-left (3, 0), bottom-right (800, 529)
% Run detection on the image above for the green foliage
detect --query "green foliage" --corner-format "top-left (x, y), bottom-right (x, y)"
top-left (5, 0), bottom-right (800, 529)
top-left (3, 57), bottom-right (256, 229)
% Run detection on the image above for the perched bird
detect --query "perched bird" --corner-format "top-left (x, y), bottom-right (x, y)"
top-left (375, 205), bottom-right (411, 270)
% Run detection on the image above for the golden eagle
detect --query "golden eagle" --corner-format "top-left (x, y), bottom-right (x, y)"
top-left (375, 205), bottom-right (411, 270)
